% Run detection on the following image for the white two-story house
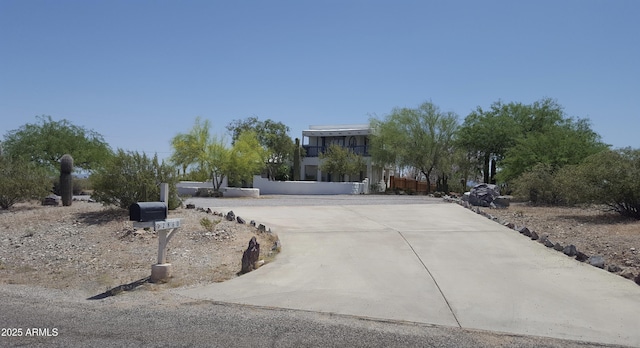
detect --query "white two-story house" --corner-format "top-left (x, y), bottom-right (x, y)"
top-left (300, 124), bottom-right (389, 189)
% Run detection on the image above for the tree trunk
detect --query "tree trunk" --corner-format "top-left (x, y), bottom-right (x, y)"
top-left (421, 169), bottom-right (432, 194)
top-left (442, 174), bottom-right (449, 193)
top-left (490, 157), bottom-right (497, 184)
top-left (483, 154), bottom-right (490, 183)
top-left (212, 172), bottom-right (224, 192)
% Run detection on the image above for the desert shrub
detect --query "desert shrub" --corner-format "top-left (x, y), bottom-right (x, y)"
top-left (552, 164), bottom-right (582, 205)
top-left (90, 150), bottom-right (181, 210)
top-left (52, 177), bottom-right (93, 196)
top-left (73, 177), bottom-right (91, 195)
top-left (512, 162), bottom-right (564, 205)
top-left (199, 217), bottom-right (219, 231)
top-left (555, 148), bottom-right (640, 218)
top-left (370, 182), bottom-right (383, 193)
top-left (0, 156), bottom-right (51, 209)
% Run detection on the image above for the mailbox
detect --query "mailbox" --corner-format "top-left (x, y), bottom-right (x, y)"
top-left (129, 202), bottom-right (168, 222)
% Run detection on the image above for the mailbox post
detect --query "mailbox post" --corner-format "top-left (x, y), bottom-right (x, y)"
top-left (129, 202), bottom-right (182, 282)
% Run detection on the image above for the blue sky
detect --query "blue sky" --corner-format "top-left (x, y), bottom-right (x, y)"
top-left (1, 0), bottom-right (638, 161)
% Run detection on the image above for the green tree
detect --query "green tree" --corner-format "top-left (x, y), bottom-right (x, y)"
top-left (456, 102), bottom-right (522, 184)
top-left (227, 131), bottom-right (267, 186)
top-left (457, 98), bottom-right (607, 186)
top-left (170, 117), bottom-right (228, 191)
top-left (319, 144), bottom-right (366, 182)
top-left (436, 146), bottom-right (477, 193)
top-left (2, 115), bottom-right (112, 173)
top-left (226, 117), bottom-right (295, 180)
top-left (90, 150), bottom-right (180, 210)
top-left (0, 156), bottom-right (52, 209)
top-left (170, 116), bottom-right (211, 178)
top-left (499, 117), bottom-right (607, 183)
top-left (369, 117), bottom-right (403, 174)
top-left (369, 101), bottom-right (458, 193)
top-left (202, 136), bottom-right (231, 191)
top-left (171, 118), bottom-right (266, 191)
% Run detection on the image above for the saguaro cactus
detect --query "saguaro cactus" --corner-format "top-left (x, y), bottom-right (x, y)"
top-left (60, 154), bottom-right (73, 206)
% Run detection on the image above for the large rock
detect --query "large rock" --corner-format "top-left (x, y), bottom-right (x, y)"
top-left (239, 236), bottom-right (260, 274)
top-left (576, 251), bottom-right (589, 262)
top-left (539, 235), bottom-right (555, 248)
top-left (607, 264), bottom-right (622, 273)
top-left (42, 194), bottom-right (60, 206)
top-left (468, 184), bottom-right (500, 207)
top-left (518, 226), bottom-right (532, 237)
top-left (588, 255), bottom-right (605, 269)
top-left (563, 244), bottom-right (578, 257)
top-left (492, 196), bottom-right (511, 208)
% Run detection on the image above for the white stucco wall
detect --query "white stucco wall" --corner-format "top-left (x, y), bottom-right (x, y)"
top-left (177, 178), bottom-right (228, 196)
top-left (253, 175), bottom-right (367, 195)
top-left (223, 187), bottom-right (260, 198)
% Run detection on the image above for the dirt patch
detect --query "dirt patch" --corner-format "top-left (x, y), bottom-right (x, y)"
top-left (473, 203), bottom-right (640, 281)
top-left (0, 201), bottom-right (280, 296)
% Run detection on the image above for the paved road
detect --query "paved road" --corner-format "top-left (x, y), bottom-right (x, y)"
top-left (180, 196), bottom-right (640, 347)
top-left (0, 285), bottom-right (621, 348)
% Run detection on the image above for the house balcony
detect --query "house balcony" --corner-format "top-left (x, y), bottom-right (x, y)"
top-left (303, 145), bottom-right (370, 157)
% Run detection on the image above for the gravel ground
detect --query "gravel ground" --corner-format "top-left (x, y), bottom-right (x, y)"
top-left (0, 200), bottom-right (279, 296)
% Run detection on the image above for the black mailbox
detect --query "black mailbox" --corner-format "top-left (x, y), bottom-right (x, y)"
top-left (129, 202), bottom-right (168, 222)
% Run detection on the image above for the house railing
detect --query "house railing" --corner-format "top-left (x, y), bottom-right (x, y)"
top-left (303, 145), bottom-right (369, 157)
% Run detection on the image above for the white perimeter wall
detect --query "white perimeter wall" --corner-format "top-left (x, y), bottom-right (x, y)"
top-left (177, 178), bottom-right (228, 196)
top-left (253, 175), bottom-right (368, 195)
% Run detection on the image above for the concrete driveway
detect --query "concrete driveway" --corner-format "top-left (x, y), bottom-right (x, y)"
top-left (178, 198), bottom-right (640, 347)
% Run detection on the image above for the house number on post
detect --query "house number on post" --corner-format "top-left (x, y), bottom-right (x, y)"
top-left (129, 201), bottom-right (182, 282)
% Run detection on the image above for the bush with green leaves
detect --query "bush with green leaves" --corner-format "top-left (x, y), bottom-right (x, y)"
top-left (0, 156), bottom-right (51, 209)
top-left (90, 150), bottom-right (180, 210)
top-left (199, 217), bottom-right (219, 232)
top-left (511, 162), bottom-right (564, 205)
top-left (555, 148), bottom-right (640, 218)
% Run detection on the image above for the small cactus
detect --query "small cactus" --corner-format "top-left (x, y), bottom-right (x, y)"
top-left (60, 154), bottom-right (73, 206)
